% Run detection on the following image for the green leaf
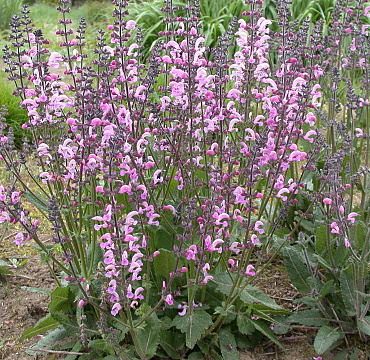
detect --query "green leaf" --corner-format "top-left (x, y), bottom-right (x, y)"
top-left (240, 285), bottom-right (282, 310)
top-left (357, 316), bottom-right (370, 336)
top-left (253, 320), bottom-right (283, 349)
top-left (136, 314), bottom-right (160, 358)
top-left (26, 326), bottom-right (67, 355)
top-left (159, 331), bottom-right (184, 359)
top-left (314, 326), bottom-right (340, 355)
top-left (51, 311), bottom-right (80, 334)
top-left (23, 191), bottom-right (48, 212)
top-left (339, 272), bottom-right (356, 317)
top-left (89, 339), bottom-right (115, 354)
top-left (281, 247), bottom-right (311, 294)
top-left (153, 249), bottom-right (176, 279)
top-left (19, 314), bottom-right (58, 342)
top-left (65, 341), bottom-right (83, 360)
top-left (315, 225), bottom-right (327, 254)
top-left (212, 273), bottom-right (236, 297)
top-left (154, 227), bottom-right (173, 251)
top-left (0, 266), bottom-right (13, 275)
top-left (49, 286), bottom-right (71, 314)
top-left (87, 241), bottom-right (103, 273)
top-left (219, 327), bottom-right (239, 360)
top-left (21, 286), bottom-right (51, 296)
top-left (288, 310), bottom-right (329, 326)
top-left (237, 315), bottom-right (255, 335)
top-left (172, 309), bottom-right (212, 349)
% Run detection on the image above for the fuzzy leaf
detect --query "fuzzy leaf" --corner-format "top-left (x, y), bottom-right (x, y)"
top-left (339, 272), bottom-right (356, 317)
top-left (49, 286), bottom-right (71, 314)
top-left (219, 327), bottom-right (239, 360)
top-left (253, 320), bottom-right (283, 349)
top-left (315, 225), bottom-right (327, 254)
top-left (172, 309), bottom-right (212, 349)
top-left (212, 273), bottom-right (236, 297)
top-left (136, 314), bottom-right (160, 358)
top-left (159, 331), bottom-right (184, 359)
top-left (288, 310), bottom-right (329, 326)
top-left (23, 191), bottom-right (48, 212)
top-left (281, 247), bottom-right (311, 294)
top-left (153, 249), bottom-right (176, 279)
top-left (314, 326), bottom-right (340, 354)
top-left (21, 286), bottom-right (51, 295)
top-left (19, 314), bottom-right (58, 342)
top-left (26, 326), bottom-right (67, 355)
top-left (240, 285), bottom-right (282, 310)
top-left (357, 316), bottom-right (370, 336)
top-left (237, 315), bottom-right (255, 335)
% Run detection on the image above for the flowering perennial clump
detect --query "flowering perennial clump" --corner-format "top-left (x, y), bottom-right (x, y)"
top-left (0, 0), bottom-right (369, 358)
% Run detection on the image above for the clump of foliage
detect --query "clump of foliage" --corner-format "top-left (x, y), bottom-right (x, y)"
top-left (0, 74), bottom-right (28, 148)
top-left (0, 0), bottom-right (369, 359)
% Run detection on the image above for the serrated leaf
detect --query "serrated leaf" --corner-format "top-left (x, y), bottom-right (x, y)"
top-left (19, 314), bottom-right (58, 342)
top-left (51, 311), bottom-right (79, 334)
top-left (89, 339), bottom-right (115, 354)
top-left (159, 331), bottom-right (184, 359)
top-left (153, 249), bottom-right (176, 279)
top-left (23, 191), bottom-right (48, 212)
top-left (154, 227), bottom-right (173, 251)
top-left (172, 309), bottom-right (212, 349)
top-left (49, 286), bottom-right (71, 314)
top-left (241, 285), bottom-right (282, 310)
top-left (237, 315), bottom-right (255, 335)
top-left (314, 326), bottom-right (340, 354)
top-left (212, 273), bottom-right (236, 297)
top-left (0, 266), bottom-right (13, 275)
top-left (253, 320), bottom-right (283, 349)
top-left (357, 316), bottom-right (370, 336)
top-left (26, 326), bottom-right (67, 355)
top-left (65, 341), bottom-right (83, 360)
top-left (137, 314), bottom-right (160, 358)
top-left (315, 225), bottom-right (326, 254)
top-left (288, 310), bottom-right (329, 326)
top-left (219, 327), bottom-right (239, 360)
top-left (21, 286), bottom-right (51, 295)
top-left (339, 272), bottom-right (356, 317)
top-left (281, 247), bottom-right (311, 294)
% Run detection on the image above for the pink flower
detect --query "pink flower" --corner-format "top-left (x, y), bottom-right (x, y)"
top-left (111, 302), bottom-right (122, 316)
top-left (347, 212), bottom-right (359, 224)
top-left (165, 294), bottom-right (173, 306)
top-left (254, 221), bottom-right (264, 234)
top-left (323, 198), bottom-right (332, 205)
top-left (14, 232), bottom-right (24, 246)
top-left (303, 130), bottom-right (317, 143)
top-left (330, 222), bottom-right (340, 234)
top-left (245, 265), bottom-right (255, 276)
top-left (47, 52), bottom-right (63, 68)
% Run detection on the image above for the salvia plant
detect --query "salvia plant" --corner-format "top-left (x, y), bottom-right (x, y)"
top-left (0, 0), bottom-right (369, 359)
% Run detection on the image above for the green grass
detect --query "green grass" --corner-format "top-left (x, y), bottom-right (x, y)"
top-left (0, 71), bottom-right (28, 149)
top-left (0, 0), bottom-right (23, 31)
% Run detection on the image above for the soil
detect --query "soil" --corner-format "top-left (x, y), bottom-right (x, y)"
top-left (0, 252), bottom-right (369, 360)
